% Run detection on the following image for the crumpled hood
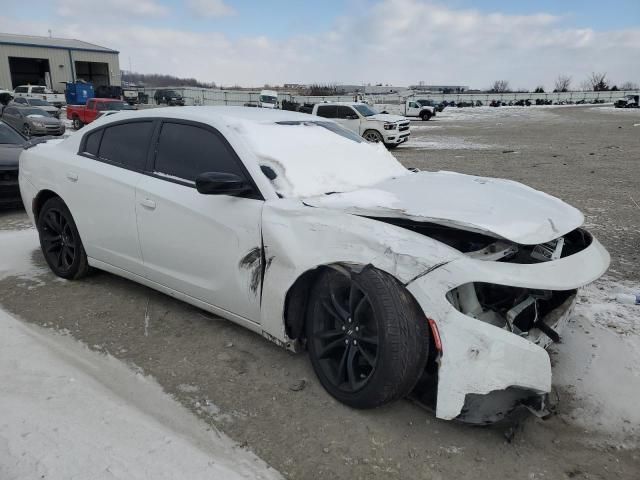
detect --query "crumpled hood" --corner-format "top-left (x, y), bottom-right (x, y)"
top-left (304, 171), bottom-right (585, 245)
top-left (368, 113), bottom-right (408, 123)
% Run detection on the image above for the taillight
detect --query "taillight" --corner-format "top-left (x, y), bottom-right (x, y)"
top-left (427, 318), bottom-right (442, 353)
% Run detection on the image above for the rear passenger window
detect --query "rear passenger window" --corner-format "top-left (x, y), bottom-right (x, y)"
top-left (315, 105), bottom-right (337, 118)
top-left (98, 122), bottom-right (153, 170)
top-left (82, 129), bottom-right (103, 156)
top-left (154, 122), bottom-right (245, 182)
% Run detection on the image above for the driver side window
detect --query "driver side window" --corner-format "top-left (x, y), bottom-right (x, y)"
top-left (409, 102), bottom-right (418, 108)
top-left (154, 122), bottom-right (248, 184)
top-left (336, 106), bottom-right (357, 119)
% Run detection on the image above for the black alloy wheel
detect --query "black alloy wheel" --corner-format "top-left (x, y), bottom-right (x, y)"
top-left (307, 267), bottom-right (430, 409)
top-left (37, 197), bottom-right (89, 279)
top-left (311, 273), bottom-right (379, 393)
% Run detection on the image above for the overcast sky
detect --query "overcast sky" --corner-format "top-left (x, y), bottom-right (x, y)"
top-left (2, 0), bottom-right (639, 89)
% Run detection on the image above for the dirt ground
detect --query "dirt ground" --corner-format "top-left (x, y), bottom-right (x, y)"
top-left (1, 105), bottom-right (639, 479)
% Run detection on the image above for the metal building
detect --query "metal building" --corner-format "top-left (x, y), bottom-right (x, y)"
top-left (0, 33), bottom-right (120, 92)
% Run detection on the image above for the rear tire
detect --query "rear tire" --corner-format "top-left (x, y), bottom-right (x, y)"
top-left (72, 116), bottom-right (83, 130)
top-left (306, 266), bottom-right (430, 409)
top-left (36, 197), bottom-right (90, 280)
top-left (420, 111), bottom-right (432, 121)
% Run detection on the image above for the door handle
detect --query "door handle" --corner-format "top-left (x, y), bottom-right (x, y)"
top-left (140, 198), bottom-right (156, 210)
top-left (66, 172), bottom-right (78, 182)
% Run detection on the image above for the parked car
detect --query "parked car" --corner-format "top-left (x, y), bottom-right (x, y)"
top-left (312, 102), bottom-right (410, 147)
top-left (13, 85), bottom-right (66, 108)
top-left (11, 97), bottom-right (60, 118)
top-left (614, 95), bottom-right (640, 108)
top-left (19, 107), bottom-right (609, 424)
top-left (1, 105), bottom-right (65, 137)
top-left (258, 89), bottom-right (278, 109)
top-left (67, 98), bottom-right (135, 129)
top-left (154, 89), bottom-right (185, 106)
top-left (0, 119), bottom-right (26, 207)
top-left (416, 99), bottom-right (445, 112)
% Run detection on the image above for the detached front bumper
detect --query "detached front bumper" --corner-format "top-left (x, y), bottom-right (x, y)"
top-left (407, 234), bottom-right (609, 421)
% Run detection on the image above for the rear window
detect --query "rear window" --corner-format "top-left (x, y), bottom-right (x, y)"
top-left (275, 121), bottom-right (363, 143)
top-left (31, 87), bottom-right (46, 94)
top-left (315, 105), bottom-right (337, 118)
top-left (82, 129), bottom-right (103, 156)
top-left (98, 121), bottom-right (153, 170)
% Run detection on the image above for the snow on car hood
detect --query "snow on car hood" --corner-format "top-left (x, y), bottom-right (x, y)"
top-left (368, 113), bottom-right (407, 123)
top-left (304, 171), bottom-right (585, 245)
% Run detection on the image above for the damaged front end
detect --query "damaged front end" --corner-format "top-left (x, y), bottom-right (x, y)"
top-left (404, 224), bottom-right (609, 424)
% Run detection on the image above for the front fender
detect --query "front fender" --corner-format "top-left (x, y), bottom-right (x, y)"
top-left (259, 200), bottom-right (461, 343)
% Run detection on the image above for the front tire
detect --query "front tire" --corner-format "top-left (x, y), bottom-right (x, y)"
top-left (306, 266), bottom-right (430, 409)
top-left (362, 129), bottom-right (384, 143)
top-left (420, 111), bottom-right (432, 121)
top-left (22, 124), bottom-right (31, 137)
top-left (36, 197), bottom-right (89, 280)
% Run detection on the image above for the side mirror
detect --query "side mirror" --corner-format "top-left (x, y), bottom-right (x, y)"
top-left (195, 172), bottom-right (252, 196)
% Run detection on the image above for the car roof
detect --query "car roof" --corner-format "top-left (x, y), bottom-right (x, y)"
top-left (316, 102), bottom-right (364, 107)
top-left (91, 106), bottom-right (317, 125)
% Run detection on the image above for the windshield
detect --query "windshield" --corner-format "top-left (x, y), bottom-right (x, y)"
top-left (352, 104), bottom-right (378, 117)
top-left (236, 119), bottom-right (408, 198)
top-left (22, 107), bottom-right (51, 117)
top-left (0, 121), bottom-right (25, 144)
top-left (105, 102), bottom-right (134, 111)
top-left (260, 95), bottom-right (277, 104)
top-left (28, 98), bottom-right (50, 106)
top-left (164, 90), bottom-right (181, 98)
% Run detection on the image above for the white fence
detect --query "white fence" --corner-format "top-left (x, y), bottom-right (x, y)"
top-left (139, 87), bottom-right (640, 107)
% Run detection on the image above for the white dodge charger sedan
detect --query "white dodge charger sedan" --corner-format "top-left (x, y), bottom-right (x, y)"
top-left (19, 107), bottom-right (609, 423)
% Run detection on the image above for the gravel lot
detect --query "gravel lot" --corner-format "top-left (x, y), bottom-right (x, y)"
top-left (1, 105), bottom-right (639, 479)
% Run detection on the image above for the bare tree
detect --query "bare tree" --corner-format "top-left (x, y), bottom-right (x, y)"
top-left (490, 80), bottom-right (510, 93)
top-left (579, 79), bottom-right (592, 91)
top-left (620, 81), bottom-right (639, 91)
top-left (587, 72), bottom-right (609, 91)
top-left (554, 75), bottom-right (571, 92)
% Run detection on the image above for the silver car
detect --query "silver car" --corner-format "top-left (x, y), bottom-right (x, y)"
top-left (0, 105), bottom-right (65, 137)
top-left (11, 97), bottom-right (61, 118)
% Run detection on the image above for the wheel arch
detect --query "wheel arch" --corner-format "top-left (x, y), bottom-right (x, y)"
top-left (32, 189), bottom-right (63, 220)
top-left (283, 261), bottom-right (431, 344)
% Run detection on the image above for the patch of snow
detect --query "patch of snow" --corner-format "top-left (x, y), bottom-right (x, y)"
top-left (0, 308), bottom-right (282, 480)
top-left (0, 228), bottom-right (47, 285)
top-left (553, 276), bottom-right (640, 448)
top-left (405, 137), bottom-right (495, 150)
top-left (236, 120), bottom-right (409, 197)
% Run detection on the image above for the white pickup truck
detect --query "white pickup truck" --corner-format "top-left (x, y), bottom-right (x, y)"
top-left (384, 99), bottom-right (436, 121)
top-left (312, 102), bottom-right (410, 148)
top-left (13, 85), bottom-right (66, 108)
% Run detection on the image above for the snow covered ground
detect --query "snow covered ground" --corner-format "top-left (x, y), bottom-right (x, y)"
top-left (0, 227), bottom-right (283, 479)
top-left (0, 303), bottom-right (282, 480)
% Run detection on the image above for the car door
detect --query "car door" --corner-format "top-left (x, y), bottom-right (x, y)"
top-left (60, 120), bottom-right (153, 275)
top-left (407, 101), bottom-right (421, 116)
top-left (334, 106), bottom-right (361, 135)
top-left (135, 120), bottom-right (264, 323)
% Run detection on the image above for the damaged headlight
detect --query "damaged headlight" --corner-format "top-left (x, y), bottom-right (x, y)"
top-left (447, 282), bottom-right (576, 344)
